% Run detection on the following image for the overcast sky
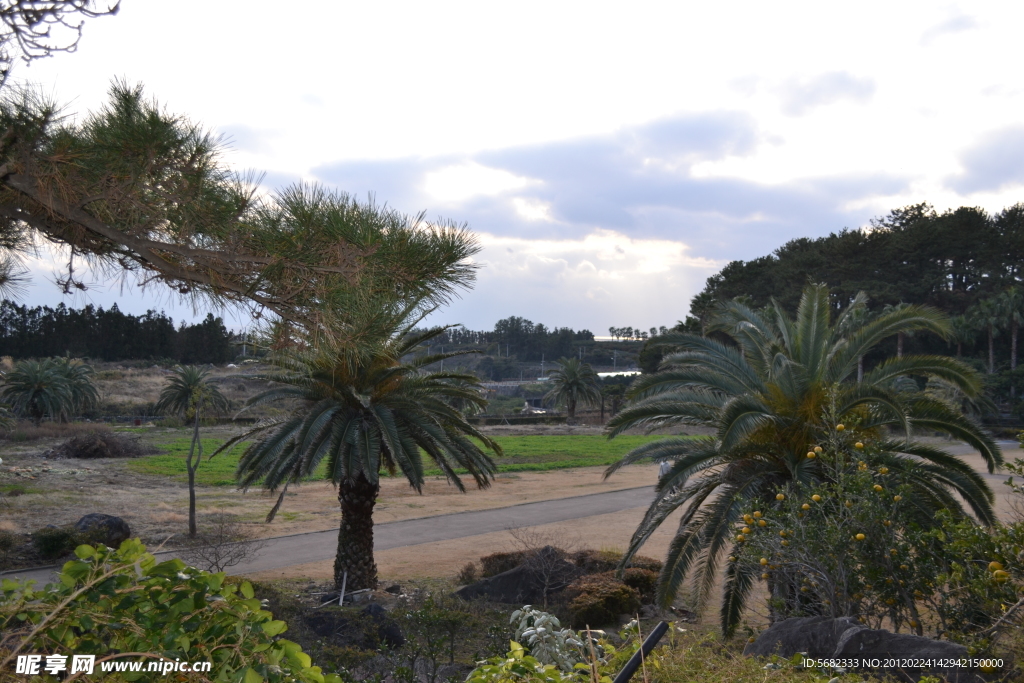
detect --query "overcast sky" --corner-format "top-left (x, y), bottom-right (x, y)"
top-left (15, 0), bottom-right (1024, 333)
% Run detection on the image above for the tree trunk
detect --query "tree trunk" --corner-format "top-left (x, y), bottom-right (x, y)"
top-left (335, 474), bottom-right (380, 590)
top-left (897, 332), bottom-right (904, 358)
top-left (1012, 321), bottom-right (1019, 398)
top-left (857, 355), bottom-right (863, 383)
top-left (266, 480), bottom-right (290, 523)
top-left (956, 341), bottom-right (962, 358)
top-left (989, 325), bottom-right (995, 375)
top-left (186, 411), bottom-right (200, 537)
top-left (600, 395), bottom-right (605, 422)
top-left (567, 397), bottom-right (576, 419)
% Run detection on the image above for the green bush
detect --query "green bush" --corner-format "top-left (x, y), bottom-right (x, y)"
top-left (0, 540), bottom-right (341, 682)
top-left (0, 530), bottom-right (17, 567)
top-left (480, 550), bottom-right (528, 577)
top-left (566, 575), bottom-right (640, 628)
top-left (620, 568), bottom-right (659, 604)
top-left (571, 549), bottom-right (662, 574)
top-left (31, 526), bottom-right (81, 560)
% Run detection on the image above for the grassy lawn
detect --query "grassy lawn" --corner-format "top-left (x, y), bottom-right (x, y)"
top-left (126, 434), bottom-right (684, 486)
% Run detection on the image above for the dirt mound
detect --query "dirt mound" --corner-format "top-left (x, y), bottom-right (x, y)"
top-left (43, 431), bottom-right (155, 459)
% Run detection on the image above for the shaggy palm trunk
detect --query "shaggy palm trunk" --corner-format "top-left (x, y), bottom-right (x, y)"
top-left (857, 356), bottom-right (863, 383)
top-left (335, 474), bottom-right (380, 591)
top-left (567, 397), bottom-right (576, 420)
top-left (897, 332), bottom-right (904, 358)
top-left (989, 325), bottom-right (995, 375)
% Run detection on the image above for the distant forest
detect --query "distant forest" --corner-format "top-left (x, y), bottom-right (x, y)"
top-left (680, 203), bottom-right (1024, 406)
top-left (432, 316), bottom-right (595, 362)
top-left (0, 302), bottom-right (236, 364)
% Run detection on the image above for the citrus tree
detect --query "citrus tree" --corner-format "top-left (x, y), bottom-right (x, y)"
top-left (155, 366), bottom-right (229, 536)
top-left (219, 305), bottom-right (501, 591)
top-left (605, 284), bottom-right (1002, 636)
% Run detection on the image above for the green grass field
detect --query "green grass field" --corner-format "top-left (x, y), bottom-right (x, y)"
top-left (125, 434), bottom-right (683, 487)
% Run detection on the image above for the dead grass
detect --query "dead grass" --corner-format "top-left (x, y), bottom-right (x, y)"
top-left (2, 422), bottom-right (113, 443)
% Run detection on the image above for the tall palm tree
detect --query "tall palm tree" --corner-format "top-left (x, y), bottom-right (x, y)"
top-left (604, 285), bottom-right (1001, 636)
top-left (970, 298), bottom-right (1003, 375)
top-left (949, 314), bottom-right (977, 358)
top-left (221, 311), bottom-right (501, 591)
top-left (155, 366), bottom-right (230, 536)
top-left (545, 358), bottom-right (602, 420)
top-left (1, 359), bottom-right (72, 425)
top-left (999, 286), bottom-right (1024, 397)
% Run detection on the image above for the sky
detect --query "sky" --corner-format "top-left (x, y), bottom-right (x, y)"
top-left (13, 0), bottom-right (1024, 333)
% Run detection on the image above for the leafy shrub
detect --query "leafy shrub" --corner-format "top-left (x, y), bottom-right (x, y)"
top-left (0, 540), bottom-right (341, 682)
top-left (571, 548), bottom-right (662, 574)
top-left (620, 568), bottom-right (659, 604)
top-left (510, 606), bottom-right (585, 671)
top-left (45, 430), bottom-right (153, 459)
top-left (0, 530), bottom-right (17, 567)
top-left (459, 561), bottom-right (479, 584)
top-left (30, 526), bottom-right (81, 560)
top-left (566, 575), bottom-right (640, 628)
top-left (392, 594), bottom-right (476, 683)
top-left (480, 550), bottom-right (528, 577)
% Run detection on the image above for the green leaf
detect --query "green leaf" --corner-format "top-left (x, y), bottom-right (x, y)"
top-left (240, 580), bottom-right (255, 599)
top-left (243, 667), bottom-right (265, 683)
top-left (261, 619), bottom-right (287, 637)
top-left (74, 545), bottom-right (96, 559)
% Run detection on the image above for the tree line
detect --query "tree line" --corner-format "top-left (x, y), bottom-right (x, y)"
top-left (0, 302), bottom-right (236, 364)
top-left (430, 316), bottom-right (595, 362)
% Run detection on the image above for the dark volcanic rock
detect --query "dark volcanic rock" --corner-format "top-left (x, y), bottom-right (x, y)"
top-left (745, 617), bottom-right (985, 683)
top-left (360, 603), bottom-right (404, 648)
top-left (74, 514), bottom-right (131, 548)
top-left (303, 605), bottom-right (404, 650)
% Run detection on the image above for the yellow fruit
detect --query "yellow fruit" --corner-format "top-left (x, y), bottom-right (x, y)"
top-left (988, 561), bottom-right (1004, 572)
top-left (802, 503), bottom-right (810, 510)
top-left (993, 570), bottom-right (1009, 582)
top-left (748, 637), bottom-right (756, 643)
top-left (812, 495), bottom-right (821, 502)
top-left (758, 519), bottom-right (767, 527)
top-left (883, 520), bottom-right (891, 527)
top-left (836, 423), bottom-right (845, 431)
top-left (879, 467), bottom-right (889, 474)
top-left (814, 446), bottom-right (823, 453)
top-left (779, 530), bottom-right (787, 537)
top-left (753, 511), bottom-right (762, 518)
top-left (729, 556), bottom-right (737, 562)
top-left (781, 540), bottom-right (789, 546)
top-left (856, 533), bottom-right (866, 541)
top-left (797, 512), bottom-right (805, 518)
top-left (873, 484), bottom-right (884, 492)
top-left (743, 514), bottom-right (753, 524)
top-left (886, 598), bottom-right (896, 605)
top-left (855, 441), bottom-right (864, 449)
top-left (762, 572), bottom-right (770, 579)
top-left (900, 564), bottom-right (909, 570)
top-left (776, 493), bottom-right (785, 501)
top-left (845, 500), bottom-right (853, 508)
top-left (742, 526), bottom-right (751, 534)
top-left (800, 586), bottom-right (809, 592)
top-left (893, 495), bottom-right (902, 502)
top-left (760, 557), bottom-right (769, 565)
top-left (890, 549), bottom-right (898, 555)
top-left (736, 534), bottom-right (745, 542)
top-left (909, 620), bottom-right (919, 628)
top-left (865, 584), bottom-right (873, 590)
top-left (853, 593), bottom-right (863, 600)
top-left (806, 451), bottom-right (815, 458)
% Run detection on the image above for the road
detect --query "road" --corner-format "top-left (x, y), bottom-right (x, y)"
top-left (4, 440), bottom-right (1018, 586)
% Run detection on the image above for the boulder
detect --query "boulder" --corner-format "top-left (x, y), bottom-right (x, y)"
top-left (455, 546), bottom-right (579, 604)
top-left (74, 514), bottom-right (131, 548)
top-left (360, 603), bottom-right (405, 648)
top-left (302, 605), bottom-right (404, 650)
top-left (745, 617), bottom-right (985, 683)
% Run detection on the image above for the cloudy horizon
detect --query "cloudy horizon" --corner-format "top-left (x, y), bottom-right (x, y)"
top-left (12, 0), bottom-right (1024, 333)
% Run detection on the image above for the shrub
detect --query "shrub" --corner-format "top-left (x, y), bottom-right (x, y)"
top-left (510, 606), bottom-right (584, 672)
top-left (480, 550), bottom-right (528, 577)
top-left (45, 430), bottom-right (153, 459)
top-left (621, 568), bottom-right (659, 604)
top-left (31, 526), bottom-right (81, 561)
top-left (459, 561), bottom-right (479, 584)
top-left (0, 530), bottom-right (17, 567)
top-left (571, 548), bottom-right (662, 574)
top-left (566, 575), bottom-right (640, 628)
top-left (0, 540), bottom-right (341, 683)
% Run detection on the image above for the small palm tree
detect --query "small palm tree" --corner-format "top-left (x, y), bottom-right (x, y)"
top-left (605, 284), bottom-right (1001, 636)
top-left (155, 366), bottom-right (229, 536)
top-left (949, 314), bottom-right (977, 358)
top-left (545, 358), bottom-right (602, 420)
top-left (970, 298), bottom-right (1003, 374)
top-left (1, 359), bottom-right (72, 425)
top-left (220, 313), bottom-right (501, 591)
top-left (51, 357), bottom-right (99, 421)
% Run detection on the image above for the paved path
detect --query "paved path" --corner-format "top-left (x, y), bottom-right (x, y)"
top-left (1, 485), bottom-right (658, 586)
top-left (5, 440), bottom-right (1019, 587)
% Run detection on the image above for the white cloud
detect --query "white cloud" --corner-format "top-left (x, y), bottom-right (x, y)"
top-left (422, 162), bottom-right (535, 202)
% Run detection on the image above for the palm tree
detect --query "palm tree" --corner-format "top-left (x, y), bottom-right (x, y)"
top-left (949, 314), bottom-right (976, 358)
top-left (1, 359), bottom-right (72, 425)
top-left (155, 366), bottom-right (230, 537)
top-left (545, 358), bottom-right (602, 420)
top-left (221, 312), bottom-right (501, 591)
top-left (970, 298), bottom-right (1003, 375)
top-left (51, 357), bottom-right (99, 422)
top-left (999, 286), bottom-right (1024, 397)
top-left (604, 285), bottom-right (1001, 636)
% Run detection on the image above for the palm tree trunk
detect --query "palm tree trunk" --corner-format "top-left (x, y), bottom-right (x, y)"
top-left (1012, 321), bottom-right (1019, 398)
top-left (956, 341), bottom-right (962, 358)
top-left (335, 473), bottom-right (380, 590)
top-left (266, 480), bottom-right (290, 523)
top-left (989, 325), bottom-right (995, 375)
top-left (857, 355), bottom-right (863, 383)
top-left (897, 332), bottom-right (904, 358)
top-left (187, 411), bottom-right (200, 537)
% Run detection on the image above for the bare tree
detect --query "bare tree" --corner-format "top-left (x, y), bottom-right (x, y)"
top-left (177, 512), bottom-right (267, 574)
top-left (507, 526), bottom-right (581, 606)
